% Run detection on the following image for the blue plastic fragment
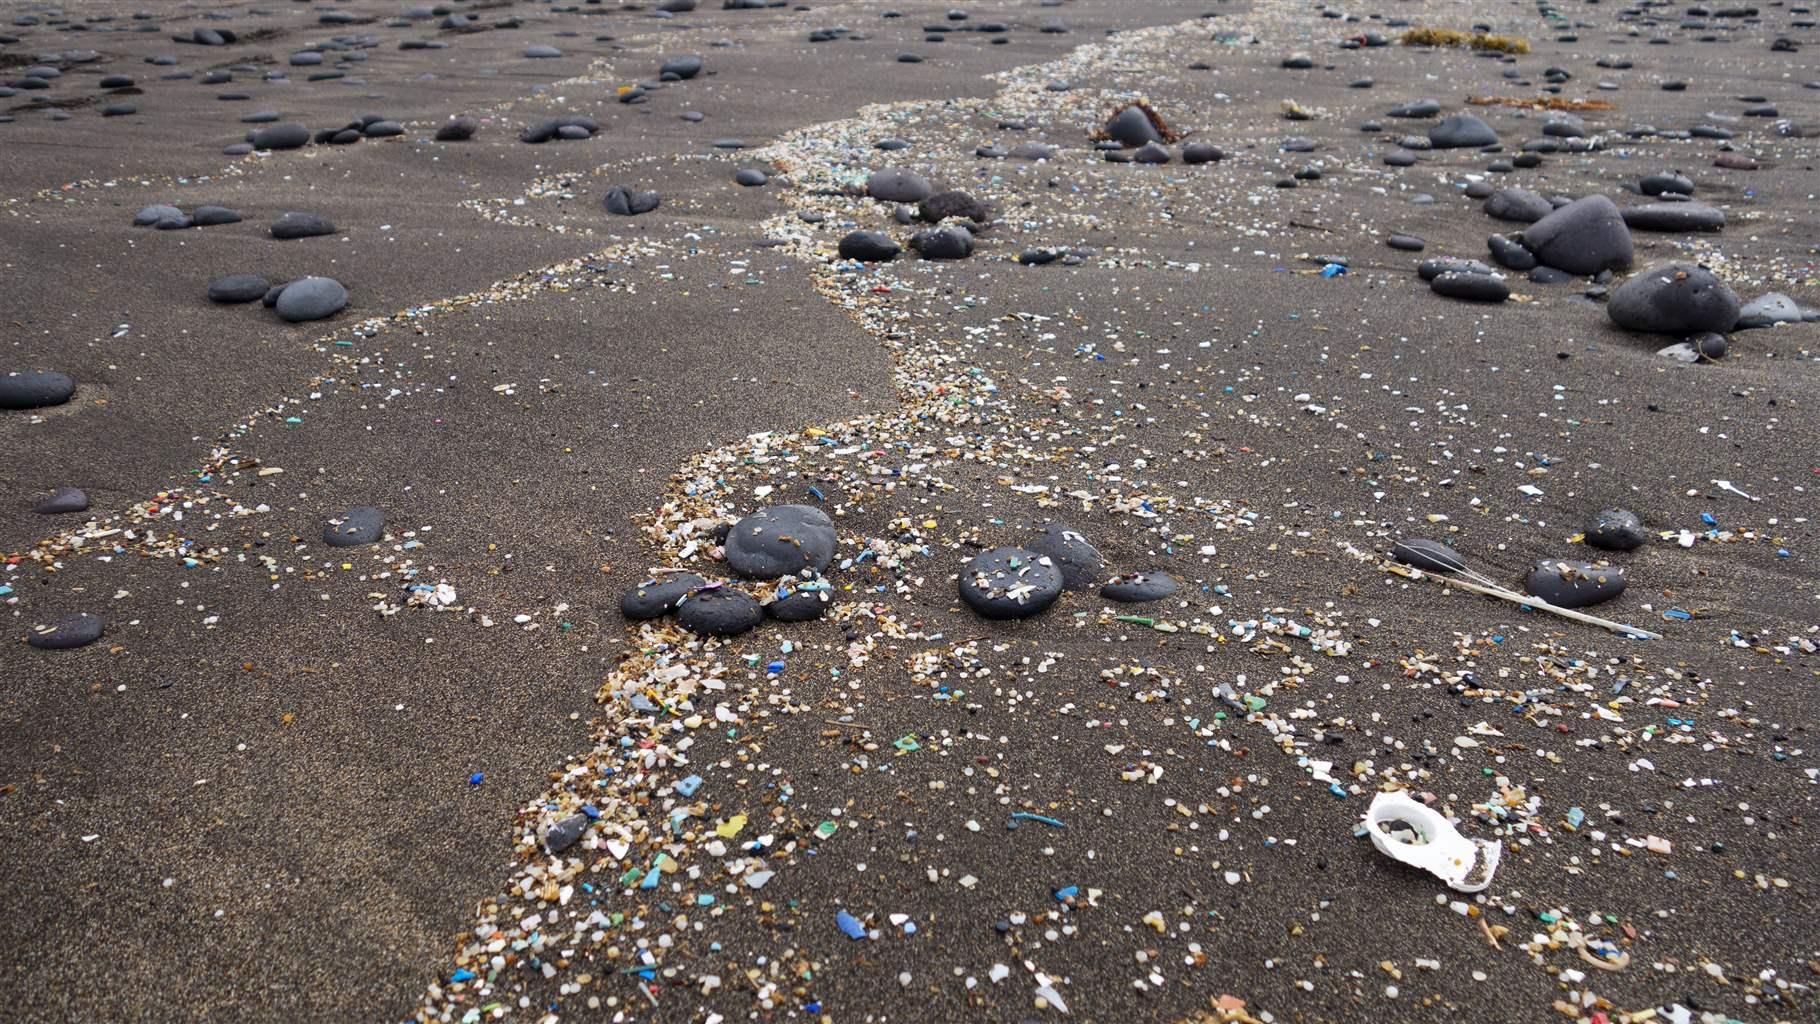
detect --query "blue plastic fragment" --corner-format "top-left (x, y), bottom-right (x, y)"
top-left (674, 774), bottom-right (704, 797)
top-left (1319, 262), bottom-right (1347, 277)
top-left (835, 910), bottom-right (866, 940)
top-left (1053, 885), bottom-right (1079, 902)
top-left (468, 772), bottom-right (484, 786)
top-left (1701, 512), bottom-right (1718, 527)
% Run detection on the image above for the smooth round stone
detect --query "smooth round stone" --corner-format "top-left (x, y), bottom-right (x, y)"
top-left (289, 51), bottom-right (324, 66)
top-left (521, 115), bottom-right (599, 143)
top-left (1102, 104), bottom-right (1163, 146)
top-left (676, 585), bottom-right (763, 637)
top-left (1027, 523), bottom-right (1103, 591)
top-left (919, 190), bottom-right (988, 223)
top-left (1384, 150), bottom-right (1418, 167)
top-left (241, 110), bottom-right (281, 124)
top-left (725, 505), bottom-right (836, 579)
top-left (660, 55), bottom-right (702, 78)
top-left (1100, 571), bottom-right (1178, 603)
top-left (133, 203), bottom-right (184, 228)
top-left (208, 273), bottom-right (269, 303)
top-left (193, 205), bottom-right (241, 226)
top-left (765, 574), bottom-right (831, 622)
top-left (251, 122), bottom-right (311, 149)
top-left (1281, 52), bottom-right (1314, 69)
top-left (436, 115), bottom-right (478, 141)
top-left (1524, 195), bottom-right (1632, 275)
top-left (897, 53), bottom-right (923, 62)
top-left (1622, 202), bottom-right (1724, 232)
top-left (1417, 257), bottom-right (1495, 281)
top-left (1388, 98), bottom-right (1441, 118)
top-left (557, 124), bottom-right (591, 140)
top-left (1585, 509), bottom-right (1646, 551)
top-left (1432, 271), bottom-right (1510, 302)
top-left (959, 547), bottom-right (1063, 620)
top-left (1736, 292), bottom-right (1802, 329)
top-left (1429, 113), bottom-right (1498, 148)
top-left (1641, 171), bottom-right (1694, 196)
top-left (1182, 142), bottom-right (1223, 164)
top-left (603, 186), bottom-right (660, 215)
top-left (274, 276), bottom-right (348, 322)
top-left (32, 487), bottom-right (89, 514)
top-left (271, 211), bottom-right (335, 239)
top-left (1387, 233), bottom-right (1425, 252)
top-left (100, 74), bottom-right (133, 88)
top-left (838, 230), bottom-right (899, 262)
top-left (1608, 262), bottom-right (1740, 335)
top-left (910, 225), bottom-right (972, 260)
top-left (363, 120), bottom-right (403, 138)
top-left (1488, 233), bottom-right (1537, 271)
top-left (26, 612), bottom-right (105, 650)
top-left (1007, 141), bottom-right (1058, 160)
top-left (621, 573), bottom-right (707, 619)
top-left (224, 143), bottom-right (254, 156)
top-left (1484, 187), bottom-right (1552, 223)
top-left (1525, 559), bottom-right (1627, 608)
top-left (102, 103), bottom-right (137, 117)
top-left (323, 505), bottom-right (383, 546)
top-left (1132, 141), bottom-right (1171, 164)
top-left (1, 370), bottom-right (75, 410)
top-left (1694, 333), bottom-right (1729, 359)
top-left (734, 167), bottom-right (767, 186)
top-left (524, 45), bottom-right (562, 58)
top-left (867, 167), bottom-right (932, 203)
top-left (1529, 266), bottom-right (1576, 284)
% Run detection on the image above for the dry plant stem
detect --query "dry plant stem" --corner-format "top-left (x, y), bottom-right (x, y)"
top-left (1425, 572), bottom-right (1663, 640)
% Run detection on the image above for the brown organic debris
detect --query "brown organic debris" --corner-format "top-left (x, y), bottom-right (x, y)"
top-left (1400, 27), bottom-right (1532, 54)
top-left (1468, 95), bottom-right (1616, 111)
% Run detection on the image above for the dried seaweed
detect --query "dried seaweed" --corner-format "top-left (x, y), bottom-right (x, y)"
top-left (1467, 95), bottom-right (1616, 111)
top-left (1399, 27), bottom-right (1532, 54)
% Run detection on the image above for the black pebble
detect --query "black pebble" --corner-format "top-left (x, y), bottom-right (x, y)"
top-left (208, 274), bottom-right (269, 303)
top-left (1, 370), bottom-right (76, 410)
top-left (621, 573), bottom-right (707, 620)
top-left (1585, 509), bottom-right (1646, 551)
top-left (323, 506), bottom-right (384, 547)
top-left (1027, 522), bottom-right (1104, 591)
top-left (27, 612), bottom-right (105, 650)
top-left (959, 547), bottom-right (1063, 620)
top-left (1101, 572), bottom-right (1179, 603)
top-left (32, 487), bottom-right (90, 514)
top-left (677, 586), bottom-right (764, 637)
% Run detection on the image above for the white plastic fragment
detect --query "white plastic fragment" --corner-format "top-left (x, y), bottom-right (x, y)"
top-left (1364, 790), bottom-right (1501, 893)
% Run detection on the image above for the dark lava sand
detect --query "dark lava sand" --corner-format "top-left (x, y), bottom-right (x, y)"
top-left (4, 2), bottom-right (1819, 1023)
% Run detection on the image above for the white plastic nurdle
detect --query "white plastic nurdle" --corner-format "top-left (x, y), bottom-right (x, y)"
top-left (1365, 790), bottom-right (1503, 893)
